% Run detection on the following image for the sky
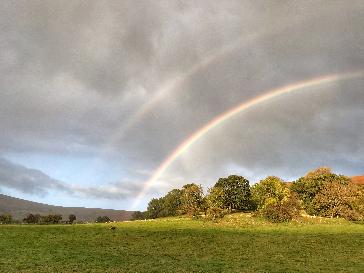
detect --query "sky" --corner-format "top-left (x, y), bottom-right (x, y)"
top-left (0, 1), bottom-right (363, 211)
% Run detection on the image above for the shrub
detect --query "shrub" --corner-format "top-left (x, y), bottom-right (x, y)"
top-left (95, 216), bottom-right (111, 223)
top-left (131, 211), bottom-right (146, 220)
top-left (0, 214), bottom-right (12, 224)
top-left (68, 214), bottom-right (76, 224)
top-left (261, 194), bottom-right (301, 223)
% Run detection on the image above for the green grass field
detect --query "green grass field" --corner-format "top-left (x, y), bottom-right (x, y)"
top-left (0, 213), bottom-right (364, 272)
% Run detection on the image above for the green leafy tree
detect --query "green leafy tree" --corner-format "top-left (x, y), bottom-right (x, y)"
top-left (211, 175), bottom-right (252, 211)
top-left (23, 213), bottom-right (40, 224)
top-left (0, 214), bottom-right (12, 224)
top-left (160, 189), bottom-right (182, 217)
top-left (131, 211), bottom-right (146, 220)
top-left (205, 187), bottom-right (229, 221)
top-left (146, 198), bottom-right (164, 219)
top-left (181, 183), bottom-right (204, 217)
top-left (291, 167), bottom-right (350, 215)
top-left (252, 176), bottom-right (301, 222)
top-left (41, 214), bottom-right (62, 224)
top-left (251, 176), bottom-right (290, 209)
top-left (68, 214), bottom-right (76, 224)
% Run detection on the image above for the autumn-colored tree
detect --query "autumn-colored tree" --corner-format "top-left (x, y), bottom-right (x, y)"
top-left (312, 182), bottom-right (364, 220)
top-left (291, 167), bottom-right (350, 215)
top-left (180, 183), bottom-right (204, 217)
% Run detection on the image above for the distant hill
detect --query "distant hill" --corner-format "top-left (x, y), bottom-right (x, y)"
top-left (352, 175), bottom-right (364, 185)
top-left (0, 194), bottom-right (134, 222)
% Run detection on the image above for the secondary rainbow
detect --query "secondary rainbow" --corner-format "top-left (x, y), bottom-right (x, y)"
top-left (131, 71), bottom-right (364, 209)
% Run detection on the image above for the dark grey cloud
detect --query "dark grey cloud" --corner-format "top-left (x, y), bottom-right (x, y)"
top-left (0, 157), bottom-right (69, 195)
top-left (0, 1), bottom-right (363, 207)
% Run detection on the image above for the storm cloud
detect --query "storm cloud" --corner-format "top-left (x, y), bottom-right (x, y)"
top-left (0, 1), bottom-right (363, 209)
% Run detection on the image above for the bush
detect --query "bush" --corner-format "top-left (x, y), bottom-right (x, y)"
top-left (68, 214), bottom-right (76, 224)
top-left (95, 216), bottom-right (111, 223)
top-left (205, 207), bottom-right (229, 221)
top-left (261, 194), bottom-right (301, 223)
top-left (131, 211), bottom-right (146, 220)
top-left (0, 214), bottom-right (12, 224)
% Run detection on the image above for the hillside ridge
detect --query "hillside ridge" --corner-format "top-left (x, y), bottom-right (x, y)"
top-left (0, 193), bottom-right (133, 222)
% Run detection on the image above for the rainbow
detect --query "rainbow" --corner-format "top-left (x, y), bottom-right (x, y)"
top-left (131, 70), bottom-right (364, 209)
top-left (100, 15), bottom-right (306, 151)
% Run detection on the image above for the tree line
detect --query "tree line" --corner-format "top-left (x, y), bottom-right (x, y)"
top-left (132, 167), bottom-right (364, 223)
top-left (0, 213), bottom-right (114, 224)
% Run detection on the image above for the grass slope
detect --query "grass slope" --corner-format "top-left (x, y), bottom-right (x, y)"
top-left (0, 213), bottom-right (363, 272)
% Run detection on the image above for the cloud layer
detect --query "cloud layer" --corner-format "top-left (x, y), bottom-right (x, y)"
top-left (0, 1), bottom-right (363, 208)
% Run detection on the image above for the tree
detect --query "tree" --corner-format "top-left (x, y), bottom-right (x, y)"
top-left (291, 167), bottom-right (350, 215)
top-left (211, 175), bottom-right (252, 211)
top-left (146, 198), bottom-right (164, 219)
top-left (68, 214), bottom-right (76, 224)
top-left (205, 187), bottom-right (229, 221)
top-left (131, 211), bottom-right (146, 220)
top-left (160, 189), bottom-right (182, 217)
top-left (312, 181), bottom-right (363, 220)
top-left (23, 213), bottom-right (40, 224)
top-left (95, 216), bottom-right (111, 223)
top-left (251, 176), bottom-right (301, 222)
top-left (251, 176), bottom-right (290, 210)
top-left (180, 183), bottom-right (204, 217)
top-left (40, 214), bottom-right (62, 224)
top-left (0, 214), bottom-right (12, 224)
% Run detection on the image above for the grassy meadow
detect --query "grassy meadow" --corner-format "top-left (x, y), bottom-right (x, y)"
top-left (0, 213), bottom-right (363, 273)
